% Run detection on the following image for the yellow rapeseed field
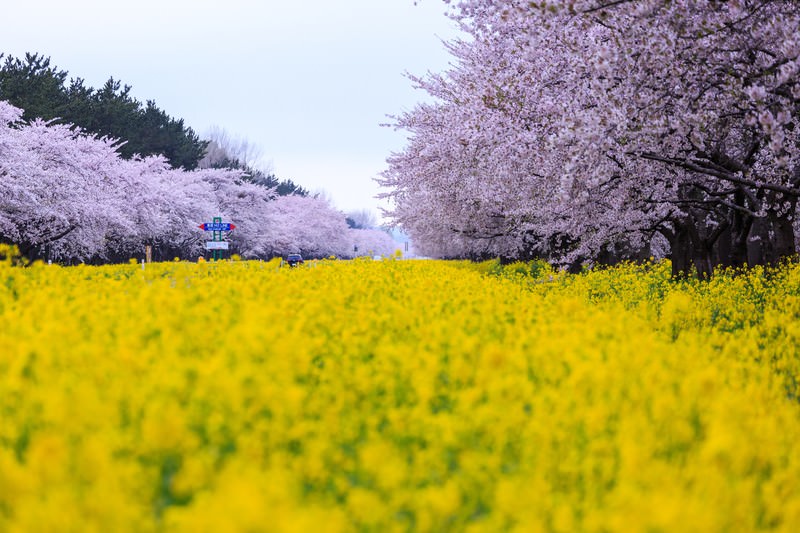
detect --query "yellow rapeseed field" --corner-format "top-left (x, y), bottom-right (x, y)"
top-left (1, 246), bottom-right (800, 532)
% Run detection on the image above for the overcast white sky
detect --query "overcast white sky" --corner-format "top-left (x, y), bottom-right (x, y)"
top-left (3, 0), bottom-right (462, 221)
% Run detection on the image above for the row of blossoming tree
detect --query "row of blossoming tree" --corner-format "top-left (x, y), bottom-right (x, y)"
top-left (0, 101), bottom-right (395, 263)
top-left (381, 0), bottom-right (800, 277)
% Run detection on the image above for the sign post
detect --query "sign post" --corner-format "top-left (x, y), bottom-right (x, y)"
top-left (212, 216), bottom-right (222, 261)
top-left (199, 216), bottom-right (236, 261)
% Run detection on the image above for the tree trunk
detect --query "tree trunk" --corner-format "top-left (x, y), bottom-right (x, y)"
top-left (690, 236), bottom-right (714, 279)
top-left (665, 223), bottom-right (693, 278)
top-left (729, 210), bottom-right (752, 268)
top-left (666, 214), bottom-right (723, 279)
top-left (713, 192), bottom-right (752, 269)
top-left (714, 224), bottom-right (732, 269)
top-left (747, 195), bottom-right (797, 267)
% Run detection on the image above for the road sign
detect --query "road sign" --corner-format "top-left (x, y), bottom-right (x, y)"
top-left (202, 216), bottom-right (233, 260)
top-left (199, 222), bottom-right (236, 231)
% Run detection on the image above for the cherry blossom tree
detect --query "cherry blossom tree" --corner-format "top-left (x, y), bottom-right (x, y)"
top-left (348, 228), bottom-right (397, 258)
top-left (0, 104), bottom-right (131, 261)
top-left (383, 0), bottom-right (800, 276)
top-left (105, 157), bottom-right (227, 261)
top-left (258, 195), bottom-right (352, 259)
top-left (1, 100), bottom-right (364, 263)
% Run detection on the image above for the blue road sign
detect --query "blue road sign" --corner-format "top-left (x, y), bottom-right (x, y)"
top-left (199, 222), bottom-right (236, 231)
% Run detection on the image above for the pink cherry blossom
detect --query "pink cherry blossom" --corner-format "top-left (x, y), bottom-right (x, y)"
top-left (382, 0), bottom-right (800, 275)
top-left (0, 101), bottom-right (365, 262)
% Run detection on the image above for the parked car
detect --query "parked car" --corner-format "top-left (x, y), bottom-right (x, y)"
top-left (286, 253), bottom-right (304, 267)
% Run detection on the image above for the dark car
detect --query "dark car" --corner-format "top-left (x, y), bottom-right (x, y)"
top-left (286, 253), bottom-right (304, 267)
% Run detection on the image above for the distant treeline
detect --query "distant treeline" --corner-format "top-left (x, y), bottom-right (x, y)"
top-left (0, 53), bottom-right (207, 169)
top-left (0, 53), bottom-right (308, 197)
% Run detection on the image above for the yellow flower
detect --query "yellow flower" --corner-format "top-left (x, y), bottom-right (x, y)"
top-left (1, 257), bottom-right (800, 531)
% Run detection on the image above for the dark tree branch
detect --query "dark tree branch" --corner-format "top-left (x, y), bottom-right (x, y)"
top-left (637, 152), bottom-right (800, 197)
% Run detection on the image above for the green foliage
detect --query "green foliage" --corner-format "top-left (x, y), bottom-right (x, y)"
top-left (0, 53), bottom-right (68, 120)
top-left (274, 179), bottom-right (308, 197)
top-left (206, 156), bottom-right (308, 196)
top-left (469, 258), bottom-right (502, 276)
top-left (480, 258), bottom-right (555, 280)
top-left (0, 244), bottom-right (26, 267)
top-left (0, 53), bottom-right (206, 169)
